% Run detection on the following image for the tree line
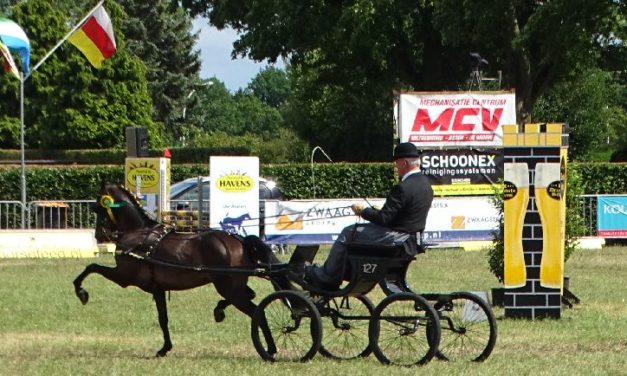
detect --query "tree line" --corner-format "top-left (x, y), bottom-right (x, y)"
top-left (1, 0), bottom-right (625, 162)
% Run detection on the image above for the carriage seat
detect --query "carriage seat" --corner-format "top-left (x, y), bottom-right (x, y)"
top-left (300, 241), bottom-right (416, 297)
top-left (344, 241), bottom-right (416, 296)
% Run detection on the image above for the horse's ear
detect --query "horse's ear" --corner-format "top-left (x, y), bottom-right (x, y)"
top-left (100, 181), bottom-right (107, 192)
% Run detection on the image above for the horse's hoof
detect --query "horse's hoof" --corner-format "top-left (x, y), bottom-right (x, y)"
top-left (77, 289), bottom-right (89, 305)
top-left (155, 344), bottom-right (172, 357)
top-left (214, 308), bottom-right (225, 323)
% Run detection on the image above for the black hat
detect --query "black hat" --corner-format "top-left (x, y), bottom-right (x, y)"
top-left (392, 142), bottom-right (420, 160)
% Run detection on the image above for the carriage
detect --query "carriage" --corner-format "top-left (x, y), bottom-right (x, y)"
top-left (250, 242), bottom-right (497, 365)
top-left (74, 183), bottom-right (497, 365)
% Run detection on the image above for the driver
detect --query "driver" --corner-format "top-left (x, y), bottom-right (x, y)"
top-left (302, 142), bottom-right (433, 289)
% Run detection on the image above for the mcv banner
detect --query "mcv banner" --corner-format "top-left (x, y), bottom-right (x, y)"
top-left (597, 195), bottom-right (627, 238)
top-left (397, 91), bottom-right (517, 147)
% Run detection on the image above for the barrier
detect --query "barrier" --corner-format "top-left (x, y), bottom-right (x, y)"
top-left (0, 229), bottom-right (99, 258)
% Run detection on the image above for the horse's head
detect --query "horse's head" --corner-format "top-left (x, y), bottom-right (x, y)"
top-left (94, 182), bottom-right (157, 242)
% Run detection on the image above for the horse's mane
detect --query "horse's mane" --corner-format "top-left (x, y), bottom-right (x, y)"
top-left (114, 184), bottom-right (159, 226)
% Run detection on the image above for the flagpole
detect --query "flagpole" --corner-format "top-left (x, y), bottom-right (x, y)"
top-left (19, 72), bottom-right (26, 228)
top-left (17, 0), bottom-right (106, 228)
top-left (24, 0), bottom-right (104, 80)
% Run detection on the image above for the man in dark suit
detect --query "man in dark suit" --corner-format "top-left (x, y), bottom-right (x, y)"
top-left (304, 142), bottom-right (433, 288)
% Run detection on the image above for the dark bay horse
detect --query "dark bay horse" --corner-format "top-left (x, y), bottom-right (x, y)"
top-left (73, 182), bottom-right (278, 357)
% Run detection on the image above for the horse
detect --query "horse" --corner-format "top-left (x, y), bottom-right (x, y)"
top-left (219, 213), bottom-right (252, 234)
top-left (73, 182), bottom-right (281, 357)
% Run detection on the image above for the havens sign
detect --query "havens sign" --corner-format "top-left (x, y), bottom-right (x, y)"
top-left (127, 167), bottom-right (158, 189)
top-left (216, 174), bottom-right (254, 193)
top-left (124, 158), bottom-right (171, 194)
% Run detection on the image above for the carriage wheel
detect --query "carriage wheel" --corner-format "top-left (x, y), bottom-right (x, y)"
top-left (318, 295), bottom-right (375, 359)
top-left (434, 291), bottom-right (497, 362)
top-left (251, 290), bottom-right (322, 362)
top-left (369, 292), bottom-right (440, 366)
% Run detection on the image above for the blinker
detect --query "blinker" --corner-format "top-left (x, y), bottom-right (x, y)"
top-left (100, 195), bottom-right (128, 208)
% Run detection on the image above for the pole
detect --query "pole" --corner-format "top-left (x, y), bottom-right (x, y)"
top-left (17, 0), bottom-right (105, 228)
top-left (19, 72), bottom-right (25, 228)
top-left (310, 146), bottom-right (333, 199)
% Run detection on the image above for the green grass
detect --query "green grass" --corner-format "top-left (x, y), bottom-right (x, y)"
top-left (1, 246), bottom-right (626, 375)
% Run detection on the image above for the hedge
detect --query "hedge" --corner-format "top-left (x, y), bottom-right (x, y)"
top-left (0, 147), bottom-right (251, 165)
top-left (0, 162), bottom-right (625, 201)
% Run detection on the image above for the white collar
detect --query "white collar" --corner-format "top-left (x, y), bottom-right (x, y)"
top-left (401, 169), bottom-right (420, 181)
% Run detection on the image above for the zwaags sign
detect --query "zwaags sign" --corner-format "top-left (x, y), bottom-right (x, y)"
top-left (398, 92), bottom-right (517, 147)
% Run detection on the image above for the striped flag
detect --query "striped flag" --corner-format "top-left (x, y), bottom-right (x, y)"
top-left (68, 5), bottom-right (117, 68)
top-left (0, 18), bottom-right (30, 74)
top-left (0, 40), bottom-right (20, 78)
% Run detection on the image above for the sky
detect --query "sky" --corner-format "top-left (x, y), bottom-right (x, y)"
top-left (192, 18), bottom-right (284, 92)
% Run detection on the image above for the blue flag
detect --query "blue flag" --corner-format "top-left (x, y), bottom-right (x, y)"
top-left (0, 18), bottom-right (31, 75)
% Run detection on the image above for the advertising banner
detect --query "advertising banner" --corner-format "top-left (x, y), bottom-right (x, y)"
top-left (422, 196), bottom-right (499, 242)
top-left (597, 196), bottom-right (627, 238)
top-left (125, 158), bottom-right (171, 194)
top-left (503, 163), bottom-right (529, 289)
top-left (125, 157), bottom-right (171, 215)
top-left (263, 199), bottom-right (373, 244)
top-left (397, 91), bottom-right (516, 147)
top-left (209, 156), bottom-right (259, 236)
top-left (420, 148), bottom-right (503, 196)
top-left (535, 163), bottom-right (565, 289)
top-left (264, 197), bottom-right (498, 244)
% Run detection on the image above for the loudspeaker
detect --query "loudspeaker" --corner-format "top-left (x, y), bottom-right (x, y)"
top-left (126, 127), bottom-right (149, 157)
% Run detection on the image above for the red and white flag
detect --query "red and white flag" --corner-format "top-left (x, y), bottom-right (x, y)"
top-left (0, 39), bottom-right (20, 78)
top-left (68, 5), bottom-right (116, 68)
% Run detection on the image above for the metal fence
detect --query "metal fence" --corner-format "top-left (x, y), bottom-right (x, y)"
top-left (0, 201), bottom-right (26, 229)
top-left (0, 195), bottom-right (613, 238)
top-left (0, 200), bottom-right (96, 230)
top-left (576, 195), bottom-right (597, 237)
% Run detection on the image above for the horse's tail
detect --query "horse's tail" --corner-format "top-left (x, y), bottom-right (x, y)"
top-left (242, 235), bottom-right (280, 265)
top-left (242, 235), bottom-right (292, 291)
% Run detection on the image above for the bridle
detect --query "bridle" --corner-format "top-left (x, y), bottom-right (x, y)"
top-left (98, 194), bottom-right (128, 226)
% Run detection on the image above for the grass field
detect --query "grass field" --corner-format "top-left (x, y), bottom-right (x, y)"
top-left (1, 246), bottom-right (626, 376)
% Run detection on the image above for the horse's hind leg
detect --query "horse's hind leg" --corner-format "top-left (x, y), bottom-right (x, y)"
top-left (213, 300), bottom-right (229, 322)
top-left (73, 263), bottom-right (131, 305)
top-left (216, 283), bottom-right (276, 355)
top-left (153, 288), bottom-right (173, 357)
top-left (213, 286), bottom-right (255, 322)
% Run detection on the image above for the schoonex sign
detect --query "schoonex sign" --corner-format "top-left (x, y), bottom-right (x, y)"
top-left (396, 91), bottom-right (516, 147)
top-left (419, 149), bottom-right (503, 196)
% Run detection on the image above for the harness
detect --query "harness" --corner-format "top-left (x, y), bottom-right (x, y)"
top-left (115, 224), bottom-right (173, 258)
top-left (98, 191), bottom-right (264, 276)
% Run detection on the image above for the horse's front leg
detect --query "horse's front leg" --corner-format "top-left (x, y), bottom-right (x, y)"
top-left (153, 289), bottom-right (173, 357)
top-left (73, 263), bottom-right (130, 305)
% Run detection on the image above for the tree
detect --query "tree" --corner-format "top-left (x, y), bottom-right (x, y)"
top-left (532, 68), bottom-right (625, 160)
top-left (187, 76), bottom-right (288, 141)
top-left (118, 0), bottom-right (201, 143)
top-left (245, 66), bottom-right (290, 108)
top-left (433, 0), bottom-right (623, 119)
top-left (0, 0), bottom-right (161, 149)
top-left (180, 0), bottom-right (624, 161)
